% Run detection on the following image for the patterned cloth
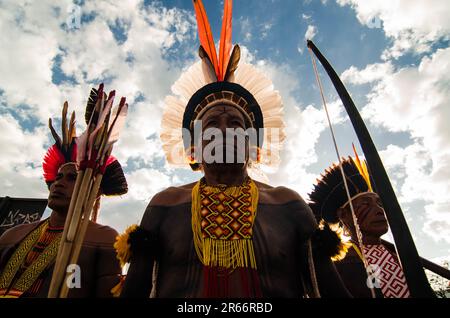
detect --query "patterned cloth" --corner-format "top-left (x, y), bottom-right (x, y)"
top-left (363, 244), bottom-right (410, 298)
top-left (191, 177), bottom-right (261, 297)
top-left (0, 220), bottom-right (63, 297)
top-left (200, 178), bottom-right (254, 240)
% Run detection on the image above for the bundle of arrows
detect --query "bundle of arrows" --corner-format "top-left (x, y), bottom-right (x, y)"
top-left (48, 84), bottom-right (128, 298)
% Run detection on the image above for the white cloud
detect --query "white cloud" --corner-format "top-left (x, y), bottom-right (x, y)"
top-left (249, 59), bottom-right (346, 197)
top-left (126, 168), bottom-right (172, 201)
top-left (0, 0), bottom-right (196, 231)
top-left (305, 25), bottom-right (318, 41)
top-left (298, 25), bottom-right (318, 54)
top-left (342, 62), bottom-right (394, 85)
top-left (302, 14), bottom-right (312, 21)
top-left (239, 17), bottom-right (252, 42)
top-left (344, 47), bottom-right (450, 243)
top-left (337, 0), bottom-right (450, 58)
top-left (261, 22), bottom-right (273, 39)
top-left (0, 114), bottom-right (48, 197)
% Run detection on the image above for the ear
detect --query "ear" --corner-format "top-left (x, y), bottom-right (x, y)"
top-left (337, 207), bottom-right (351, 229)
top-left (336, 207), bottom-right (344, 220)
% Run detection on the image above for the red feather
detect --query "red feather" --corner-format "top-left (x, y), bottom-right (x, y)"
top-left (218, 0), bottom-right (233, 81)
top-left (192, 0), bottom-right (219, 78)
top-left (43, 143), bottom-right (78, 183)
top-left (43, 144), bottom-right (66, 183)
top-left (105, 155), bottom-right (116, 167)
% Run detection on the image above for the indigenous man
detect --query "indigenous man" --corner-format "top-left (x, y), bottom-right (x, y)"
top-left (119, 0), bottom-right (350, 298)
top-left (0, 100), bottom-right (128, 298)
top-left (308, 156), bottom-right (411, 298)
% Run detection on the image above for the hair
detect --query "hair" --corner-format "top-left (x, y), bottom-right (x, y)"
top-left (308, 157), bottom-right (369, 223)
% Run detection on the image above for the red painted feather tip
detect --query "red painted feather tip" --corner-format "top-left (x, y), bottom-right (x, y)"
top-left (105, 155), bottom-right (117, 167)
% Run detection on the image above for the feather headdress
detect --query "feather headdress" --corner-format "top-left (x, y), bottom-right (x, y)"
top-left (160, 0), bottom-right (285, 172)
top-left (42, 86), bottom-right (128, 197)
top-left (308, 150), bottom-right (373, 224)
top-left (43, 102), bottom-right (77, 186)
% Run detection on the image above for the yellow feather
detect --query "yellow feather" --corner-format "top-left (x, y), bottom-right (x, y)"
top-left (352, 143), bottom-right (373, 191)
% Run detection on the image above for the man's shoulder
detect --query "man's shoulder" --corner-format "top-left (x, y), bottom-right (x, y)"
top-left (256, 182), bottom-right (317, 239)
top-left (85, 222), bottom-right (118, 246)
top-left (0, 221), bottom-right (43, 246)
top-left (148, 182), bottom-right (197, 207)
top-left (255, 181), bottom-right (305, 205)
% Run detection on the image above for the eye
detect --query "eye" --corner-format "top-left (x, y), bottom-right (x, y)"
top-left (376, 198), bottom-right (383, 207)
top-left (359, 200), bottom-right (370, 206)
top-left (206, 120), bottom-right (217, 127)
top-left (55, 173), bottom-right (63, 180)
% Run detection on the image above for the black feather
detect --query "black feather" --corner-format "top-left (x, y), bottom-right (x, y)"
top-left (128, 226), bottom-right (158, 256)
top-left (311, 223), bottom-right (348, 260)
top-left (199, 45), bottom-right (217, 78)
top-left (224, 44), bottom-right (241, 81)
top-left (308, 157), bottom-right (369, 223)
top-left (48, 118), bottom-right (62, 148)
top-left (102, 160), bottom-right (128, 196)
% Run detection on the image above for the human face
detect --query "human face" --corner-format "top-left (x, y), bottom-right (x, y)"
top-left (47, 164), bottom-right (77, 214)
top-left (199, 105), bottom-right (249, 167)
top-left (339, 192), bottom-right (389, 239)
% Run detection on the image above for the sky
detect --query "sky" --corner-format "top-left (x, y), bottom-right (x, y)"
top-left (0, 0), bottom-right (449, 262)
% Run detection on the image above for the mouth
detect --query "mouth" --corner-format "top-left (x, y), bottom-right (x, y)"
top-left (50, 191), bottom-right (66, 199)
top-left (372, 218), bottom-right (388, 225)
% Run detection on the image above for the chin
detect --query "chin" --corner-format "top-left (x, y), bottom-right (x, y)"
top-left (372, 227), bottom-right (389, 237)
top-left (206, 162), bottom-right (245, 170)
top-left (47, 200), bottom-right (69, 214)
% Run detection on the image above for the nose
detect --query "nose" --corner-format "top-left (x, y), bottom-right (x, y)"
top-left (217, 118), bottom-right (228, 135)
top-left (52, 178), bottom-right (68, 191)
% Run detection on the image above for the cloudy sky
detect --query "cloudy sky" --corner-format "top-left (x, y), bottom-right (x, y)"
top-left (0, 0), bottom-right (449, 261)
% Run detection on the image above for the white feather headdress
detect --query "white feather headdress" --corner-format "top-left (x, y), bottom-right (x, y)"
top-left (160, 0), bottom-right (285, 174)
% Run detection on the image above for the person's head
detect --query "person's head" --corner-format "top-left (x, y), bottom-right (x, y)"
top-left (308, 156), bottom-right (389, 240)
top-left (43, 101), bottom-right (128, 217)
top-left (337, 192), bottom-right (389, 239)
top-left (160, 4), bottom-right (285, 176)
top-left (47, 163), bottom-right (77, 214)
top-left (197, 104), bottom-right (253, 173)
top-left (46, 158), bottom-right (127, 216)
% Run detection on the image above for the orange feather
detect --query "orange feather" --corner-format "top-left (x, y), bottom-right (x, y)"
top-left (218, 0), bottom-right (233, 81)
top-left (192, 0), bottom-right (219, 78)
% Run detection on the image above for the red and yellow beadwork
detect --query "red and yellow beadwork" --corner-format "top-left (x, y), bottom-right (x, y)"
top-left (191, 177), bottom-right (258, 269)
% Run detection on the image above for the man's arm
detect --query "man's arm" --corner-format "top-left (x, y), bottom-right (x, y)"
top-left (94, 228), bottom-right (123, 297)
top-left (120, 204), bottom-right (162, 298)
top-left (289, 195), bottom-right (351, 298)
top-left (312, 247), bottom-right (352, 298)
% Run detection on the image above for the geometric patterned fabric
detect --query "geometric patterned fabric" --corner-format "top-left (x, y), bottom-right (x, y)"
top-left (363, 244), bottom-right (410, 298)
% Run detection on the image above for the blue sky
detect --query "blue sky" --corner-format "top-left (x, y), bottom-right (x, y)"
top-left (0, 0), bottom-right (449, 264)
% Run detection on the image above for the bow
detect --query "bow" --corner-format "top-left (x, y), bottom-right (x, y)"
top-left (306, 40), bottom-right (434, 298)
